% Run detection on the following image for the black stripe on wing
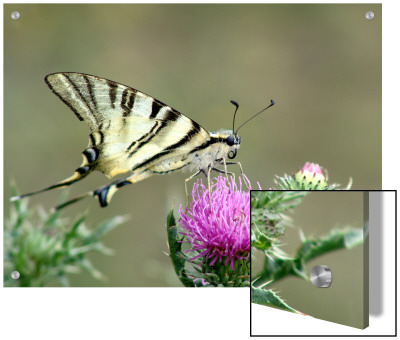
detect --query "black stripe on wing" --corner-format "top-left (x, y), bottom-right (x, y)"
top-left (121, 88), bottom-right (135, 117)
top-left (45, 76), bottom-right (85, 121)
top-left (107, 80), bottom-right (119, 109)
top-left (45, 73), bottom-right (211, 140)
top-left (63, 74), bottom-right (96, 117)
top-left (188, 136), bottom-right (222, 154)
top-left (83, 74), bottom-right (98, 111)
top-left (127, 109), bottom-right (179, 159)
top-left (150, 100), bottom-right (164, 118)
top-left (131, 126), bottom-right (210, 172)
top-left (126, 121), bottom-right (160, 152)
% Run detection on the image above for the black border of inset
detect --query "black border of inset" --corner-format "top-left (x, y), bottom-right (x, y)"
top-left (250, 190), bottom-right (397, 337)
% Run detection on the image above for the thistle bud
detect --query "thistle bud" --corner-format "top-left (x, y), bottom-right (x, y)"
top-left (295, 162), bottom-right (327, 190)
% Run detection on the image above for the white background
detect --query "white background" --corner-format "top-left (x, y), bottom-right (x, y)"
top-left (1, 0), bottom-right (399, 339)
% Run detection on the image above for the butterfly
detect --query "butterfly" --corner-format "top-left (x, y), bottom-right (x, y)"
top-left (11, 73), bottom-right (274, 209)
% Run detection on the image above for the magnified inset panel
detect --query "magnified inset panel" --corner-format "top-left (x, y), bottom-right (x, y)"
top-left (251, 190), bottom-right (369, 329)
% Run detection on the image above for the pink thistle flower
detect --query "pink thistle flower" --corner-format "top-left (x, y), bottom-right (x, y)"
top-left (300, 162), bottom-right (325, 181)
top-left (295, 162), bottom-right (327, 189)
top-left (179, 175), bottom-right (250, 271)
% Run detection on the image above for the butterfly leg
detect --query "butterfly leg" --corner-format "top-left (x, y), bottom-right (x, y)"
top-left (225, 161), bottom-right (244, 174)
top-left (224, 161), bottom-right (249, 189)
top-left (211, 167), bottom-right (235, 177)
top-left (221, 157), bottom-right (235, 182)
top-left (207, 165), bottom-right (213, 203)
top-left (211, 167), bottom-right (235, 190)
top-left (184, 169), bottom-right (203, 203)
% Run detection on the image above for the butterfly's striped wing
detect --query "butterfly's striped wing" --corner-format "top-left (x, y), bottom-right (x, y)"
top-left (46, 73), bottom-right (211, 176)
top-left (91, 115), bottom-right (210, 178)
top-left (13, 73), bottom-right (212, 207)
top-left (46, 73), bottom-right (192, 131)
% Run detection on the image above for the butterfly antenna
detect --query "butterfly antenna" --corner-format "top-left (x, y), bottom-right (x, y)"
top-left (235, 99), bottom-right (275, 134)
top-left (230, 100), bottom-right (239, 135)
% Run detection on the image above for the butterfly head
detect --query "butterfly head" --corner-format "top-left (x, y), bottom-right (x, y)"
top-left (226, 98), bottom-right (275, 160)
top-left (226, 132), bottom-right (241, 159)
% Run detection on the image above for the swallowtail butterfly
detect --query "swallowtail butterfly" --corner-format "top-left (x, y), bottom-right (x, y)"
top-left (11, 73), bottom-right (274, 209)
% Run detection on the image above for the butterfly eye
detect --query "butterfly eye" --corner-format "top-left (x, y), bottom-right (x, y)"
top-left (226, 135), bottom-right (235, 146)
top-left (228, 149), bottom-right (237, 159)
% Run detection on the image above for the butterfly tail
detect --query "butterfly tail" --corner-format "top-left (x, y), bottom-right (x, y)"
top-left (54, 171), bottom-right (152, 210)
top-left (10, 165), bottom-right (93, 202)
top-left (52, 178), bottom-right (133, 210)
top-left (52, 191), bottom-right (94, 211)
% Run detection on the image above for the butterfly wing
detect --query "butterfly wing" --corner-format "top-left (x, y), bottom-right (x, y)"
top-left (45, 73), bottom-right (210, 177)
top-left (93, 116), bottom-right (209, 178)
top-left (12, 73), bottom-right (237, 208)
top-left (45, 72), bottom-right (185, 129)
top-left (12, 73), bottom-right (211, 201)
top-left (47, 72), bottom-right (208, 124)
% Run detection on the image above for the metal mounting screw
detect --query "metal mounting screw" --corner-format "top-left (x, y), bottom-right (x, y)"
top-left (11, 11), bottom-right (20, 20)
top-left (11, 271), bottom-right (20, 280)
top-left (366, 11), bottom-right (374, 20)
top-left (310, 265), bottom-right (332, 288)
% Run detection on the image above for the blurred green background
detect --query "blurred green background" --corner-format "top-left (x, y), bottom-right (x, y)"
top-left (4, 4), bottom-right (381, 286)
top-left (252, 191), bottom-right (367, 328)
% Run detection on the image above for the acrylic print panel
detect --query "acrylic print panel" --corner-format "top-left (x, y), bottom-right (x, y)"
top-left (251, 191), bottom-right (368, 329)
top-left (4, 4), bottom-right (381, 287)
